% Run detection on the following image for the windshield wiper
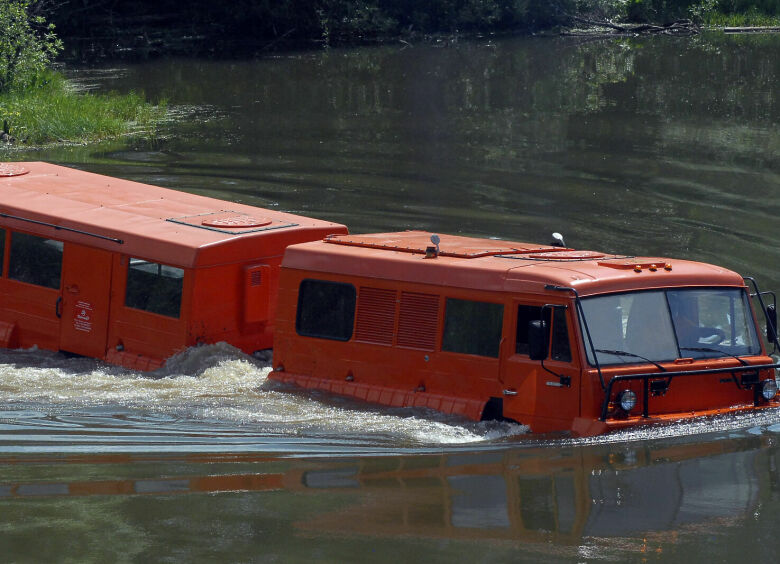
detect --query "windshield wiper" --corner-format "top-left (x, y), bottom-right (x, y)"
top-left (679, 347), bottom-right (749, 366)
top-left (594, 349), bottom-right (667, 372)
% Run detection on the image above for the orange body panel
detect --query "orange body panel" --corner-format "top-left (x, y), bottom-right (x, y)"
top-left (0, 162), bottom-right (347, 369)
top-left (59, 245), bottom-right (113, 359)
top-left (269, 232), bottom-right (780, 435)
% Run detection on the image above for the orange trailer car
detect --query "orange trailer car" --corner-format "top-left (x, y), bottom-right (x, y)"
top-left (0, 162), bottom-right (347, 370)
top-left (269, 231), bottom-right (780, 435)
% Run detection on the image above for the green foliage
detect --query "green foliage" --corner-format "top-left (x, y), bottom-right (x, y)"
top-left (702, 9), bottom-right (780, 23)
top-left (718, 0), bottom-right (780, 15)
top-left (574, 0), bottom-right (628, 19)
top-left (623, 0), bottom-right (780, 22)
top-left (316, 1), bottom-right (580, 42)
top-left (0, 70), bottom-right (166, 144)
top-left (688, 0), bottom-right (720, 19)
top-left (0, 0), bottom-right (62, 93)
top-left (0, 1), bottom-right (163, 145)
top-left (34, 0), bottom-right (780, 48)
top-left (625, 0), bottom-right (702, 22)
top-left (701, 0), bottom-right (780, 24)
top-left (39, 1), bottom-right (575, 47)
top-left (39, 0), bottom-right (324, 44)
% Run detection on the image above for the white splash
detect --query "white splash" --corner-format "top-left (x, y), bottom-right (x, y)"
top-left (0, 344), bottom-right (528, 449)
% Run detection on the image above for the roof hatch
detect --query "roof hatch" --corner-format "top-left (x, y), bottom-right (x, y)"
top-left (598, 259), bottom-right (673, 271)
top-left (324, 231), bottom-right (567, 258)
top-left (0, 163), bottom-right (29, 177)
top-left (518, 250), bottom-right (606, 260)
top-left (167, 211), bottom-right (297, 235)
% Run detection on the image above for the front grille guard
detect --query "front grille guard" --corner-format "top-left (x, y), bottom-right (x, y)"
top-left (600, 363), bottom-right (780, 421)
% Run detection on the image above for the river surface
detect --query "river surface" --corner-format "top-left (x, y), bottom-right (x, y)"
top-left (1, 33), bottom-right (780, 562)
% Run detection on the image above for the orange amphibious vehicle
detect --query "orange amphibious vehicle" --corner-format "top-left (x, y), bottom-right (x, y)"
top-left (2, 162), bottom-right (778, 436)
top-left (269, 231), bottom-right (780, 435)
top-left (0, 162), bottom-right (346, 370)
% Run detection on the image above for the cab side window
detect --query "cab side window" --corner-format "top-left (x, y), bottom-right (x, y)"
top-left (551, 307), bottom-right (572, 362)
top-left (296, 279), bottom-right (356, 341)
top-left (516, 305), bottom-right (543, 354)
top-left (9, 232), bottom-right (63, 289)
top-left (442, 298), bottom-right (504, 358)
top-left (125, 258), bottom-right (184, 318)
top-left (516, 304), bottom-right (572, 361)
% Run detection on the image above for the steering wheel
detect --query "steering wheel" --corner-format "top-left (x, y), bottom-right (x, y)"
top-left (698, 327), bottom-right (726, 345)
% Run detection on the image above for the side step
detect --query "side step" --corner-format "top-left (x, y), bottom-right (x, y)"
top-left (270, 371), bottom-right (486, 420)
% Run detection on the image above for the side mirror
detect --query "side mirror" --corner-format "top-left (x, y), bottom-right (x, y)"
top-left (528, 319), bottom-right (549, 361)
top-left (766, 304), bottom-right (777, 342)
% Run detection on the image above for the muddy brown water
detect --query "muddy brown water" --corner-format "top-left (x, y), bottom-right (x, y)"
top-left (1, 33), bottom-right (779, 561)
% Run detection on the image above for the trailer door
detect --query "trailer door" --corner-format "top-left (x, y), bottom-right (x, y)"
top-left (59, 243), bottom-right (113, 359)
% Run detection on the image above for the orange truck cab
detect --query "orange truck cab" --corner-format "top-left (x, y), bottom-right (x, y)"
top-left (0, 162), bottom-right (347, 370)
top-left (269, 231), bottom-right (780, 435)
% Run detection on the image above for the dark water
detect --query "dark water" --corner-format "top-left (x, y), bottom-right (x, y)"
top-left (2, 33), bottom-right (780, 561)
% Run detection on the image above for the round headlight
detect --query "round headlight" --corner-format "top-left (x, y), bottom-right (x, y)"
top-left (761, 379), bottom-right (778, 400)
top-left (618, 390), bottom-right (637, 412)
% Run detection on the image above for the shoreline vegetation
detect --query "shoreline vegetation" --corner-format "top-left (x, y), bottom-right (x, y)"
top-left (2, 1), bottom-right (779, 148)
top-left (1, 71), bottom-right (166, 146)
top-left (1, 0), bottom-right (165, 148)
top-left (43, 0), bottom-right (780, 60)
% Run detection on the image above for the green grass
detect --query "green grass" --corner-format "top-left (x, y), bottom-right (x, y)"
top-left (703, 10), bottom-right (780, 27)
top-left (1, 71), bottom-right (166, 145)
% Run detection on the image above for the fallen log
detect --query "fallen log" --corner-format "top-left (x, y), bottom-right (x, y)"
top-left (567, 17), bottom-right (699, 36)
top-left (724, 26), bottom-right (780, 33)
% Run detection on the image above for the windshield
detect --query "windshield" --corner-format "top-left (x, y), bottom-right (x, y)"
top-left (579, 288), bottom-right (762, 366)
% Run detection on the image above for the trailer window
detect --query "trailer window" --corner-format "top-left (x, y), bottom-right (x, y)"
top-left (296, 279), bottom-right (356, 341)
top-left (125, 259), bottom-right (184, 318)
top-left (8, 232), bottom-right (63, 289)
top-left (442, 298), bottom-right (504, 358)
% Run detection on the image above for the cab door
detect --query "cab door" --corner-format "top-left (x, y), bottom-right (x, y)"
top-left (58, 243), bottom-right (113, 359)
top-left (499, 302), bottom-right (580, 432)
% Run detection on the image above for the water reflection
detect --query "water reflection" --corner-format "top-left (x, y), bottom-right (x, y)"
top-left (293, 439), bottom-right (771, 541)
top-left (2, 433), bottom-right (776, 545)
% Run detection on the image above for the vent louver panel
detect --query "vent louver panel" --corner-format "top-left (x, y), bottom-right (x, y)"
top-left (354, 287), bottom-right (396, 345)
top-left (397, 292), bottom-right (439, 350)
top-left (249, 270), bottom-right (263, 287)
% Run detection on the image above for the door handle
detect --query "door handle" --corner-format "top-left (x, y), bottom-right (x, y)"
top-left (55, 297), bottom-right (62, 318)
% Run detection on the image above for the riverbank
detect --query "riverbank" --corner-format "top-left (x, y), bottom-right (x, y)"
top-left (0, 2), bottom-right (166, 149)
top-left (0, 71), bottom-right (165, 147)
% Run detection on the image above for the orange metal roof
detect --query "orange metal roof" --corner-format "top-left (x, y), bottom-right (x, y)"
top-left (284, 231), bottom-right (745, 297)
top-left (0, 162), bottom-right (346, 267)
top-left (324, 231), bottom-right (561, 257)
